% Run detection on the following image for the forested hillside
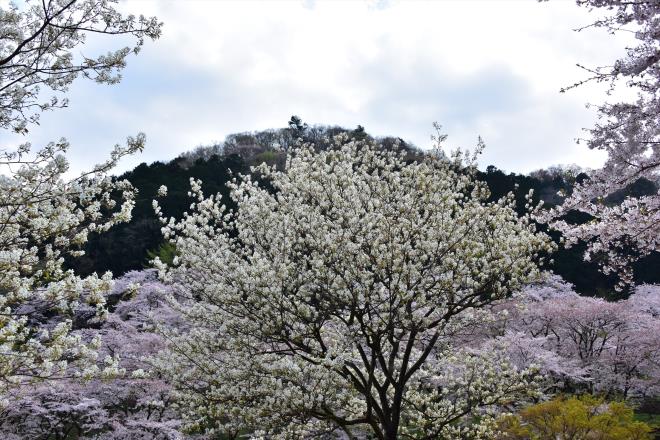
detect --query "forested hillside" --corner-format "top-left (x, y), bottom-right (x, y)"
top-left (70, 120), bottom-right (660, 299)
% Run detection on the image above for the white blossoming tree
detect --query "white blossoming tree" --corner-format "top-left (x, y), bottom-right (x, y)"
top-left (542, 0), bottom-right (660, 287)
top-left (153, 137), bottom-right (554, 439)
top-left (0, 0), bottom-right (161, 399)
top-left (0, 0), bottom-right (162, 133)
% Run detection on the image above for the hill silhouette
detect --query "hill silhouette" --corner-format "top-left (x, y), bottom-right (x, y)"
top-left (68, 120), bottom-right (660, 299)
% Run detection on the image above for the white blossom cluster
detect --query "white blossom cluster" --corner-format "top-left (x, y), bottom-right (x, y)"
top-left (0, 138), bottom-right (143, 397)
top-left (0, 271), bottom-right (197, 439)
top-left (151, 136), bottom-right (554, 439)
top-left (0, 0), bottom-right (162, 133)
top-left (0, 0), bottom-right (160, 398)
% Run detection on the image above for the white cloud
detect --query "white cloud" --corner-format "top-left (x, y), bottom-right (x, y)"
top-left (0, 0), bottom-right (630, 175)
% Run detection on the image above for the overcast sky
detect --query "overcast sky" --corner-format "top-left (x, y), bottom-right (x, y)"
top-left (2, 0), bottom-right (634, 175)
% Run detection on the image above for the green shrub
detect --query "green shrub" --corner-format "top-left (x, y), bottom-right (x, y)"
top-left (498, 395), bottom-right (653, 440)
top-left (146, 241), bottom-right (178, 267)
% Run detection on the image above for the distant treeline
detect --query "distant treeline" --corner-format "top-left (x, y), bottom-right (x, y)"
top-left (69, 118), bottom-right (660, 299)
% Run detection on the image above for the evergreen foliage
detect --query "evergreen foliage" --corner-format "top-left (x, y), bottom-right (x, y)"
top-left (72, 122), bottom-right (659, 298)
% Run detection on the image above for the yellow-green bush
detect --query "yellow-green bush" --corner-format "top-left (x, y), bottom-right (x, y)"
top-left (498, 395), bottom-right (653, 440)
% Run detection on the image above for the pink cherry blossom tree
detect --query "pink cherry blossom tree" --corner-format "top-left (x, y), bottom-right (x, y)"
top-left (497, 276), bottom-right (660, 399)
top-left (541, 0), bottom-right (660, 288)
top-left (0, 271), bottom-right (192, 439)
